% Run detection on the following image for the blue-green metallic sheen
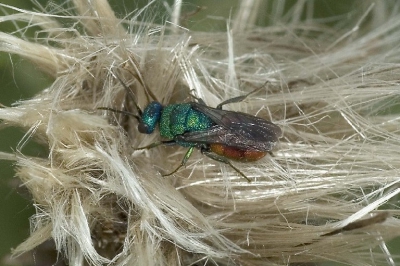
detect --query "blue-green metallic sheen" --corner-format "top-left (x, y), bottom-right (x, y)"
top-left (158, 103), bottom-right (214, 146)
top-left (141, 102), bottom-right (163, 134)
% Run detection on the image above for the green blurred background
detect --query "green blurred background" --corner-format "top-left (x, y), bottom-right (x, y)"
top-left (0, 0), bottom-right (398, 265)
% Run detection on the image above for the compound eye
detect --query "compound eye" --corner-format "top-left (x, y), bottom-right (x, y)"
top-left (138, 123), bottom-right (150, 134)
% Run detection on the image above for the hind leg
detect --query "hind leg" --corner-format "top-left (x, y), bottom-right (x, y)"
top-left (201, 148), bottom-right (251, 182)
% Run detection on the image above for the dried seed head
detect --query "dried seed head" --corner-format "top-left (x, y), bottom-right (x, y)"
top-left (0, 1), bottom-right (400, 266)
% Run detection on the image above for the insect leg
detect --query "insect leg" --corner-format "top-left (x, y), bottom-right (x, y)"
top-left (191, 94), bottom-right (207, 105)
top-left (162, 147), bottom-right (195, 176)
top-left (216, 95), bottom-right (249, 110)
top-left (135, 140), bottom-right (176, 150)
top-left (216, 86), bottom-right (266, 109)
top-left (201, 148), bottom-right (251, 182)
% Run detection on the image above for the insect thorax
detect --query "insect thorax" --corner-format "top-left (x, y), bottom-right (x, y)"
top-left (159, 103), bottom-right (214, 142)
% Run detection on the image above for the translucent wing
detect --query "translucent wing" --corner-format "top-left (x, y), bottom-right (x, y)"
top-left (177, 103), bottom-right (282, 151)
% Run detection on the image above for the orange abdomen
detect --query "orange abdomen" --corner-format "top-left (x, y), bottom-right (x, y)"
top-left (210, 143), bottom-right (267, 162)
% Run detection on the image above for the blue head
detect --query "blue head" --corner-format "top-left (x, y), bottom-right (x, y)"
top-left (139, 101), bottom-right (163, 134)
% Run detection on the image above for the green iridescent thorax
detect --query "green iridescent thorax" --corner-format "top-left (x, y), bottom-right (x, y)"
top-left (159, 103), bottom-right (214, 144)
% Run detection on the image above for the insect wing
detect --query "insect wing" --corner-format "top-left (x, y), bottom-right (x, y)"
top-left (176, 125), bottom-right (273, 151)
top-left (191, 102), bottom-right (282, 149)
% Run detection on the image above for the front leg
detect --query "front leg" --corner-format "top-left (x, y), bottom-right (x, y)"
top-left (135, 140), bottom-right (176, 150)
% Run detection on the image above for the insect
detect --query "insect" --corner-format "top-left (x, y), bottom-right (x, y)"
top-left (101, 75), bottom-right (282, 182)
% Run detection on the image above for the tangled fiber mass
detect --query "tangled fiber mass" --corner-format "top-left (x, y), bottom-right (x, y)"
top-left (0, 0), bottom-right (400, 265)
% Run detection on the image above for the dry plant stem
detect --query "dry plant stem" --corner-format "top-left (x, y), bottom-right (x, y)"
top-left (0, 0), bottom-right (400, 265)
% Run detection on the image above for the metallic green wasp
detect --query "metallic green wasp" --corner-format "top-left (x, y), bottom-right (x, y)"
top-left (102, 76), bottom-right (282, 182)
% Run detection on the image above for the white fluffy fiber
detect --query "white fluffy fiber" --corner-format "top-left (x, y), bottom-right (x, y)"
top-left (1, 0), bottom-right (400, 265)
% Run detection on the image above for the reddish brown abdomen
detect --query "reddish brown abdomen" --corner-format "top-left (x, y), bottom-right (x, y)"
top-left (210, 144), bottom-right (267, 162)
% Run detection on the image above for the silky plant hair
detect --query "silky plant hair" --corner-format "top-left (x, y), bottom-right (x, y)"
top-left (0, 0), bottom-right (400, 265)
